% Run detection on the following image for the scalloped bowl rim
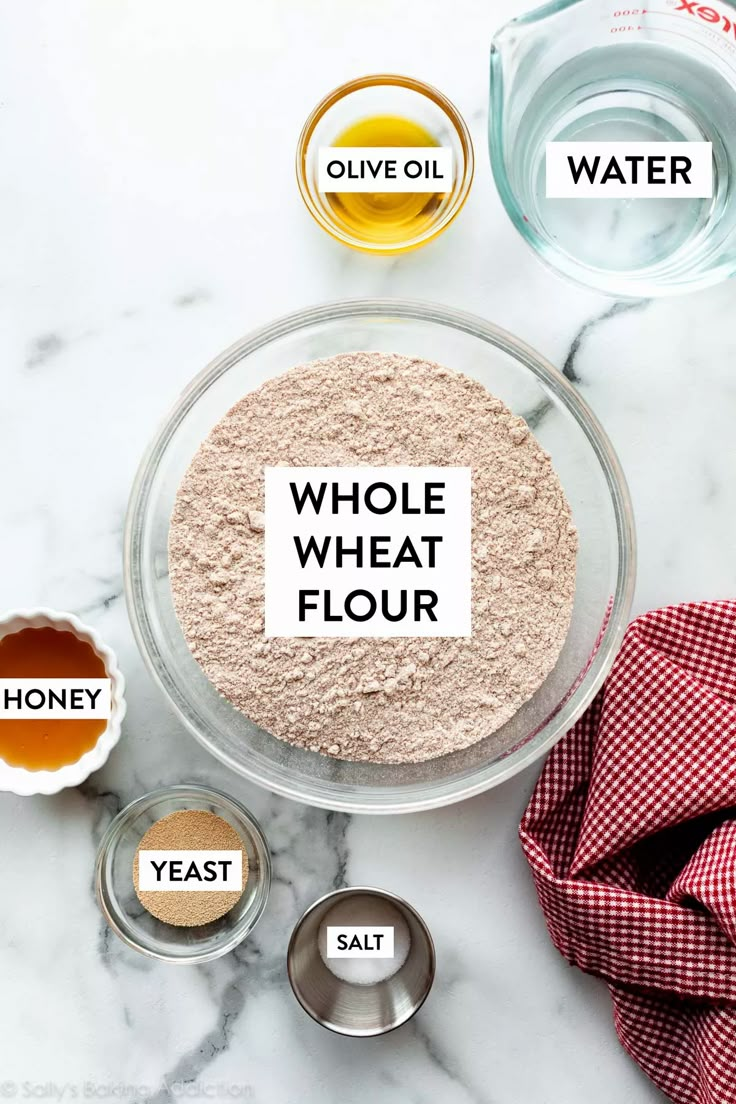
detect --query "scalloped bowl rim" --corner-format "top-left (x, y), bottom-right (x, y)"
top-left (0, 608), bottom-right (126, 796)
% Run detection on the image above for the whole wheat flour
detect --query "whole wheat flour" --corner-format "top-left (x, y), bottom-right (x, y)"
top-left (169, 352), bottom-right (578, 764)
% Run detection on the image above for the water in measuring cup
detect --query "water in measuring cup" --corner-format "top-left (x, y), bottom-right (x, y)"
top-left (517, 42), bottom-right (736, 280)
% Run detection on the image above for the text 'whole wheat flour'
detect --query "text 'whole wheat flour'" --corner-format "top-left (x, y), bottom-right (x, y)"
top-left (169, 352), bottom-right (578, 764)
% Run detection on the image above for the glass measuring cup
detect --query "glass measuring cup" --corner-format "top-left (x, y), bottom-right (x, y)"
top-left (489, 0), bottom-right (736, 295)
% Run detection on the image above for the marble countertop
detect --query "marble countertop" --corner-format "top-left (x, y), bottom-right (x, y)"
top-left (3, 2), bottom-right (735, 1101)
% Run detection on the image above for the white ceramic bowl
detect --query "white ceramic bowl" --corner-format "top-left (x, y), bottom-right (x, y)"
top-left (0, 609), bottom-right (126, 796)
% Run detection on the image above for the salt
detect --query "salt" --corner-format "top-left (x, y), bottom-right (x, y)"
top-left (318, 895), bottom-right (411, 986)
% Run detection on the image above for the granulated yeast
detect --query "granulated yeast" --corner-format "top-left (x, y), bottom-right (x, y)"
top-left (133, 810), bottom-right (247, 927)
top-left (169, 352), bottom-right (578, 764)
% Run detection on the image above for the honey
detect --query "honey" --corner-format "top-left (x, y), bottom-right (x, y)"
top-left (0, 627), bottom-right (107, 770)
top-left (325, 115), bottom-right (445, 245)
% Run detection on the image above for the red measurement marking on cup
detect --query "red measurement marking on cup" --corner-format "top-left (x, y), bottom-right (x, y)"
top-left (609, 8), bottom-right (644, 30)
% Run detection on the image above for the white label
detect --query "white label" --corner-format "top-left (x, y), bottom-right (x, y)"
top-left (264, 466), bottom-right (472, 638)
top-left (326, 926), bottom-right (395, 958)
top-left (0, 678), bottom-right (111, 719)
top-left (137, 850), bottom-right (243, 891)
top-left (318, 147), bottom-right (453, 192)
top-left (545, 142), bottom-right (713, 197)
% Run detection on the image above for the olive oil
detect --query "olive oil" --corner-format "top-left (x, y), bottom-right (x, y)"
top-left (326, 115), bottom-right (445, 245)
top-left (0, 627), bottom-right (107, 770)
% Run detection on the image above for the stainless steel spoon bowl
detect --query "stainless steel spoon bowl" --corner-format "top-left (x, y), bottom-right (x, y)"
top-left (287, 886), bottom-right (435, 1036)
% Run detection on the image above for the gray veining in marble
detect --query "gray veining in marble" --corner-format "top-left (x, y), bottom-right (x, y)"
top-left (2, 1), bottom-right (733, 1101)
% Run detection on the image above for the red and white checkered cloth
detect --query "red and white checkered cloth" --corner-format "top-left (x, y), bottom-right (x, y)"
top-left (520, 600), bottom-right (736, 1104)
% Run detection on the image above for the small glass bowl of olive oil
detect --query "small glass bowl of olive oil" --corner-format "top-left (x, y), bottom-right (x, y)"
top-left (296, 74), bottom-right (474, 254)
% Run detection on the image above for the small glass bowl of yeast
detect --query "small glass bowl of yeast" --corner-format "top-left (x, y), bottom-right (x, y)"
top-left (95, 784), bottom-right (271, 963)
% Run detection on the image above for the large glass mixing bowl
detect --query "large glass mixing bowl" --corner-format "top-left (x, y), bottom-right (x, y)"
top-left (124, 300), bottom-right (635, 813)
